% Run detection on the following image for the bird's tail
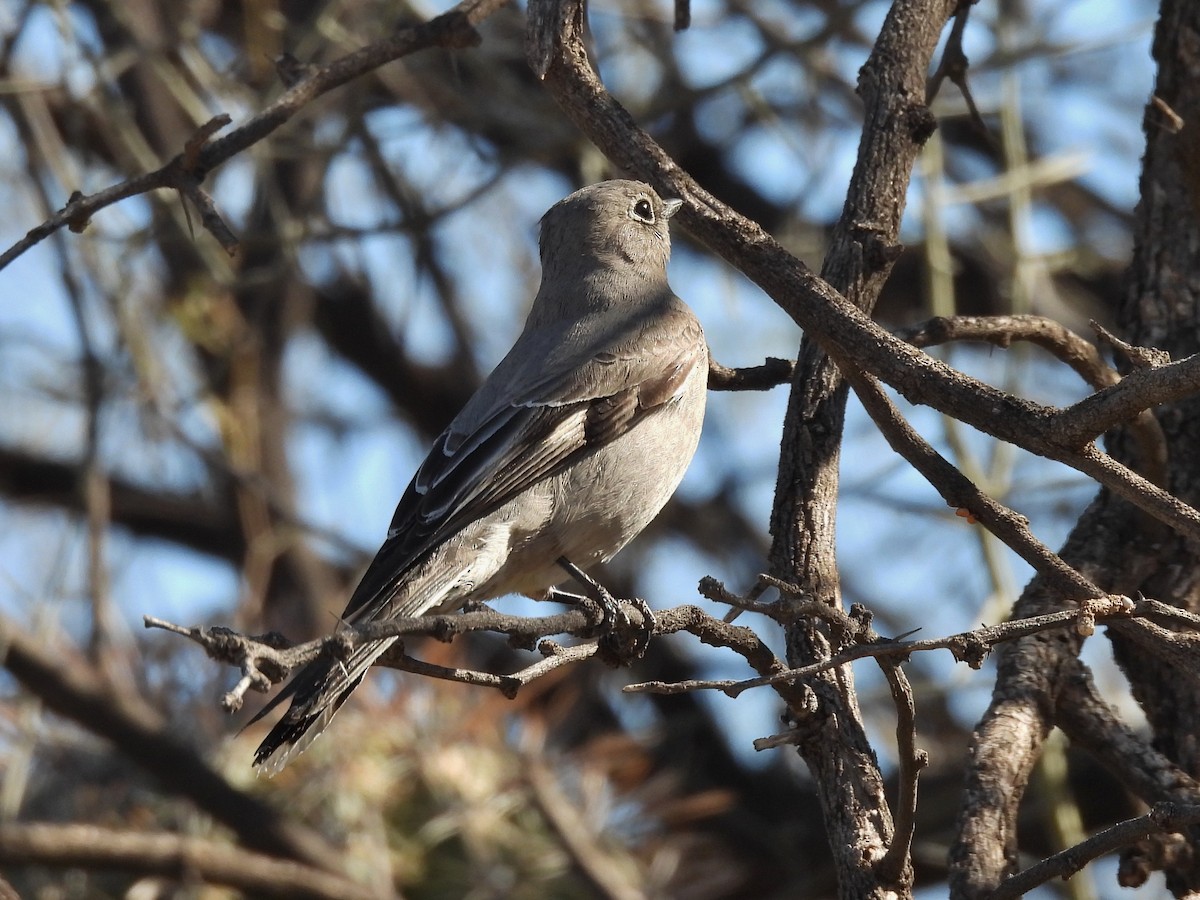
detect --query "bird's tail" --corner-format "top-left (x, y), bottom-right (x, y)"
top-left (249, 636), bottom-right (397, 775)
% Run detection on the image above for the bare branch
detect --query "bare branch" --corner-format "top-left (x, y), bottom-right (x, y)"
top-left (624, 595), bottom-right (1137, 697)
top-left (0, 614), bottom-right (347, 874)
top-left (1056, 661), bottom-right (1200, 809)
top-left (707, 356), bottom-right (794, 391)
top-left (1093, 321), bottom-right (1174, 369)
top-left (0, 824), bottom-right (388, 900)
top-left (897, 314), bottom-right (1168, 486)
top-left (0, 0), bottom-right (505, 271)
top-left (875, 658), bottom-right (924, 889)
top-left (927, 1), bottom-right (989, 147)
top-left (990, 803), bottom-right (1200, 900)
top-left (1055, 352), bottom-right (1200, 447)
top-left (149, 599), bottom-right (811, 712)
top-left (896, 314), bottom-right (1118, 391)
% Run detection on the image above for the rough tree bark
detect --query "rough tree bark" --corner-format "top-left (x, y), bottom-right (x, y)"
top-left (951, 0), bottom-right (1200, 895)
top-left (1107, 0), bottom-right (1200, 891)
top-left (766, 2), bottom-right (954, 897)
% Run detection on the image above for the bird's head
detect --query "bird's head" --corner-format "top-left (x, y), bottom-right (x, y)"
top-left (538, 180), bottom-right (682, 277)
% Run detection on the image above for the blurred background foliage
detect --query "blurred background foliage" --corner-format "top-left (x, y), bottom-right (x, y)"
top-left (0, 0), bottom-right (1164, 896)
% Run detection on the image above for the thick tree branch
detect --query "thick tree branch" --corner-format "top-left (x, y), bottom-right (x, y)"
top-left (0, 615), bottom-right (347, 875)
top-left (1056, 662), bottom-right (1200, 809)
top-left (524, 0), bottom-right (1200, 545)
top-left (990, 803), bottom-right (1200, 900)
top-left (898, 314), bottom-right (1169, 485)
top-left (0, 825), bottom-right (387, 900)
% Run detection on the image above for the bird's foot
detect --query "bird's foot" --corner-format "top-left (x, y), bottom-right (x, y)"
top-left (556, 557), bottom-right (656, 663)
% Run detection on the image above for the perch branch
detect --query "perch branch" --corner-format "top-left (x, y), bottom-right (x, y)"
top-left (148, 600), bottom-right (808, 710)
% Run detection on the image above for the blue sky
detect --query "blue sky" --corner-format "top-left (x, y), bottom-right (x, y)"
top-left (0, 6), bottom-right (1164, 872)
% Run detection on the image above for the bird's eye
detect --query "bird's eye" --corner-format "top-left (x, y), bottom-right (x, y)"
top-left (632, 198), bottom-right (655, 223)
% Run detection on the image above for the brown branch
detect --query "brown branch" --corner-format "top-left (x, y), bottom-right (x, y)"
top-left (1056, 662), bottom-right (1200, 810)
top-left (896, 314), bottom-right (1119, 391)
top-left (144, 603), bottom-right (598, 710)
top-left (875, 658), bottom-right (924, 889)
top-left (623, 595), bottom-right (1137, 697)
top-left (375, 639), bottom-right (598, 697)
top-left (149, 599), bottom-right (809, 711)
top-left (1105, 618), bottom-right (1200, 686)
top-left (0, 614), bottom-right (347, 875)
top-left (654, 604), bottom-right (802, 702)
top-left (524, 0), bottom-right (1200, 548)
top-left (897, 314), bottom-right (1170, 486)
top-left (375, 641), bottom-right (526, 697)
top-left (0, 0), bottom-right (505, 271)
top-left (1055, 352), bottom-right (1200, 447)
top-left (1073, 443), bottom-right (1200, 539)
top-left (990, 803), bottom-right (1200, 900)
top-left (173, 171), bottom-right (238, 254)
top-left (1093, 320), bottom-right (1173, 369)
top-left (926, 1), bottom-right (991, 143)
top-left (0, 824), bottom-right (388, 900)
top-left (707, 355), bottom-right (794, 391)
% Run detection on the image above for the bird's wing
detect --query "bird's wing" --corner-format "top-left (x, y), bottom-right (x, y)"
top-left (340, 304), bottom-right (705, 624)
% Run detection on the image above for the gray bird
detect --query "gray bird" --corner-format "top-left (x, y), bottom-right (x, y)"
top-left (250, 180), bottom-right (707, 773)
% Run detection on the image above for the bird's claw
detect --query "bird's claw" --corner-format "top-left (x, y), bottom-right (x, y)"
top-left (607, 596), bottom-right (656, 660)
top-left (556, 557), bottom-right (656, 664)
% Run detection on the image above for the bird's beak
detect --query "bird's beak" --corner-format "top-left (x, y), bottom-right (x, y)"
top-left (662, 198), bottom-right (683, 219)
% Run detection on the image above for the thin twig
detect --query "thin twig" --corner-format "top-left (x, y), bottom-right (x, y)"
top-left (927, 1), bottom-right (986, 139)
top-left (624, 596), bottom-right (1136, 697)
top-left (896, 314), bottom-right (1118, 390)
